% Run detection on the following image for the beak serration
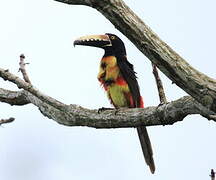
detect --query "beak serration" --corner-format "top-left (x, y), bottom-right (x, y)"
top-left (73, 34), bottom-right (111, 48)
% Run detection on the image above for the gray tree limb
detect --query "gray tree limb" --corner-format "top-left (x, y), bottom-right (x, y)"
top-left (0, 0), bottom-right (215, 129)
top-left (53, 0), bottom-right (216, 113)
top-left (0, 68), bottom-right (215, 128)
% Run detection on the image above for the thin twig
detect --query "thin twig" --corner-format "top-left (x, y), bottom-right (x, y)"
top-left (0, 67), bottom-right (67, 110)
top-left (0, 54), bottom-right (31, 126)
top-left (0, 117), bottom-right (15, 125)
top-left (210, 169), bottom-right (215, 180)
top-left (152, 63), bottom-right (167, 104)
top-left (18, 54), bottom-right (31, 84)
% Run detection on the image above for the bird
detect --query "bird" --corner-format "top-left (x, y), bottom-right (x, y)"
top-left (74, 33), bottom-right (155, 173)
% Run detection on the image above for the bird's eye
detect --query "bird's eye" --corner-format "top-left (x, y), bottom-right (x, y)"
top-left (110, 36), bottom-right (115, 40)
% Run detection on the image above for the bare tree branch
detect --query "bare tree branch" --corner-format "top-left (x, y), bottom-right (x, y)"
top-left (0, 67), bottom-right (215, 128)
top-left (0, 68), bottom-right (66, 111)
top-left (0, 0), bottom-right (215, 130)
top-left (53, 0), bottom-right (216, 113)
top-left (0, 88), bottom-right (29, 106)
top-left (152, 63), bottom-right (167, 104)
top-left (0, 117), bottom-right (15, 125)
top-left (18, 54), bottom-right (31, 84)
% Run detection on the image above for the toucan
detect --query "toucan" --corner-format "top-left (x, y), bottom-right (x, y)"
top-left (74, 33), bottom-right (155, 173)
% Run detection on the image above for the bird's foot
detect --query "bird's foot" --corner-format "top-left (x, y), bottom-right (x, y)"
top-left (98, 107), bottom-right (114, 114)
top-left (114, 108), bottom-right (120, 115)
top-left (157, 102), bottom-right (165, 107)
top-left (114, 107), bottom-right (130, 115)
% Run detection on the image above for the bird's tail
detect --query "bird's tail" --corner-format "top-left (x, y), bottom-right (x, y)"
top-left (137, 126), bottom-right (155, 174)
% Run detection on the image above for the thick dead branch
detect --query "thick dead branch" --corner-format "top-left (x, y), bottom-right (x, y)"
top-left (54, 0), bottom-right (216, 113)
top-left (0, 68), bottom-right (215, 128)
top-left (0, 88), bottom-right (29, 105)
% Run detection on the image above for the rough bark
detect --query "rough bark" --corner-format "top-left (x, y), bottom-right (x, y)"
top-left (0, 0), bottom-right (216, 129)
top-left (53, 0), bottom-right (216, 113)
top-left (152, 64), bottom-right (167, 104)
top-left (0, 68), bottom-right (215, 128)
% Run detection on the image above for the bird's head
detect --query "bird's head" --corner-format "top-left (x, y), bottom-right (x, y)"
top-left (74, 33), bottom-right (126, 56)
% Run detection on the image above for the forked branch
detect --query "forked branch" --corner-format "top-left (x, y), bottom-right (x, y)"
top-left (0, 0), bottom-right (216, 129)
top-left (0, 67), bottom-right (215, 128)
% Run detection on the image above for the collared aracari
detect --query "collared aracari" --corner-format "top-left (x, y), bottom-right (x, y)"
top-left (74, 33), bottom-right (155, 174)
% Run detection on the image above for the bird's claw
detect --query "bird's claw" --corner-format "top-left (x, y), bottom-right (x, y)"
top-left (157, 102), bottom-right (165, 107)
top-left (98, 107), bottom-right (114, 114)
top-left (114, 109), bottom-right (119, 115)
top-left (98, 107), bottom-right (120, 115)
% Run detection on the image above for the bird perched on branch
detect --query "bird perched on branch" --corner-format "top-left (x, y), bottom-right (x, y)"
top-left (74, 33), bottom-right (155, 173)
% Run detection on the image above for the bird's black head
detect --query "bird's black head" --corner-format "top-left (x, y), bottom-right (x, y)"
top-left (74, 33), bottom-right (126, 57)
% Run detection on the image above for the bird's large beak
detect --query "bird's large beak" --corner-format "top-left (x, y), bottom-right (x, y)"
top-left (74, 34), bottom-right (112, 48)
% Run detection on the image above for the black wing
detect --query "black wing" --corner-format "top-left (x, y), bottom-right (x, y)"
top-left (117, 56), bottom-right (141, 108)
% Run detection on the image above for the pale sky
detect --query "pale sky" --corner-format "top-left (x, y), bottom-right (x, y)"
top-left (0, 0), bottom-right (216, 180)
